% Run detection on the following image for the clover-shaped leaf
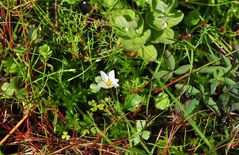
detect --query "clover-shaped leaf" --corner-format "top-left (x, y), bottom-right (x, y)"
top-left (2, 82), bottom-right (15, 96)
top-left (155, 92), bottom-right (171, 110)
top-left (124, 94), bottom-right (143, 112)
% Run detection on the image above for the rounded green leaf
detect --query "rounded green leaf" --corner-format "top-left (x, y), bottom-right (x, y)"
top-left (90, 83), bottom-right (101, 93)
top-left (141, 130), bottom-right (150, 140)
top-left (146, 11), bottom-right (168, 31)
top-left (146, 10), bottom-right (183, 31)
top-left (184, 10), bottom-right (200, 26)
top-left (1, 82), bottom-right (15, 96)
top-left (155, 92), bottom-right (171, 110)
top-left (120, 29), bottom-right (151, 51)
top-left (148, 0), bottom-right (178, 14)
top-left (124, 94), bottom-right (143, 112)
top-left (136, 120), bottom-right (146, 131)
top-left (151, 28), bottom-right (175, 44)
top-left (137, 45), bottom-right (157, 61)
top-left (111, 9), bottom-right (144, 39)
top-left (167, 10), bottom-right (184, 27)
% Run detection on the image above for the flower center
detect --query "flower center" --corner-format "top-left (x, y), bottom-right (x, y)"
top-left (105, 79), bottom-right (112, 86)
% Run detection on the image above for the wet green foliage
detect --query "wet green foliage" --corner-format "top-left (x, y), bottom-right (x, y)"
top-left (1, 0), bottom-right (239, 154)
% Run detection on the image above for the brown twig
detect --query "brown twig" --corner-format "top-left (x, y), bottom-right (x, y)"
top-left (0, 110), bottom-right (30, 146)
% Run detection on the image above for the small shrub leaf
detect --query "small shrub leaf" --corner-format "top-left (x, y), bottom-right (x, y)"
top-left (174, 64), bottom-right (191, 74)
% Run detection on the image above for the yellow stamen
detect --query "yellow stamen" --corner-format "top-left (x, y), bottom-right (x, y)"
top-left (105, 80), bottom-right (112, 86)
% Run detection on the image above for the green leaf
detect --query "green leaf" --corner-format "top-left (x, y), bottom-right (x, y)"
top-left (61, 0), bottom-right (81, 5)
top-left (148, 0), bottom-right (177, 14)
top-left (1, 82), bottom-right (15, 96)
top-left (185, 98), bottom-right (200, 115)
top-left (209, 79), bottom-right (218, 94)
top-left (120, 29), bottom-right (151, 51)
top-left (135, 0), bottom-right (148, 7)
top-left (141, 130), bottom-right (150, 140)
top-left (137, 45), bottom-right (158, 61)
top-left (39, 44), bottom-right (53, 62)
top-left (174, 64), bottom-right (191, 74)
top-left (146, 10), bottom-right (183, 30)
top-left (90, 83), bottom-right (101, 93)
top-left (175, 84), bottom-right (201, 96)
top-left (218, 77), bottom-right (236, 88)
top-left (95, 76), bottom-right (102, 83)
top-left (184, 10), bottom-right (200, 26)
top-left (98, 104), bottom-right (104, 110)
top-left (127, 147), bottom-right (147, 155)
top-left (199, 66), bottom-right (226, 78)
top-left (167, 10), bottom-right (184, 27)
top-left (111, 9), bottom-right (144, 39)
top-left (31, 28), bottom-right (38, 41)
top-left (102, 0), bottom-right (117, 8)
top-left (164, 50), bottom-right (175, 70)
top-left (16, 88), bottom-right (28, 99)
top-left (146, 11), bottom-right (168, 30)
top-left (124, 94), bottom-right (143, 112)
top-left (222, 56), bottom-right (232, 72)
top-left (153, 70), bottom-right (173, 80)
top-left (151, 28), bottom-right (175, 44)
top-left (204, 96), bottom-right (220, 114)
top-left (155, 92), bottom-right (171, 110)
top-left (133, 135), bottom-right (141, 145)
top-left (136, 120), bottom-right (146, 132)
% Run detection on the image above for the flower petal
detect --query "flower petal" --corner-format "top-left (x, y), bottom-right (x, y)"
top-left (98, 81), bottom-right (110, 89)
top-left (100, 71), bottom-right (108, 82)
top-left (113, 83), bottom-right (119, 88)
top-left (108, 70), bottom-right (115, 80)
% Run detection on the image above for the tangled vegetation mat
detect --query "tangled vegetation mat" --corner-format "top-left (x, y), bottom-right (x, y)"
top-left (1, 0), bottom-right (239, 154)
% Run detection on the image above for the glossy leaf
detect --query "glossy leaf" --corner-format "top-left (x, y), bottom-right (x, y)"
top-left (146, 10), bottom-right (183, 30)
top-left (150, 28), bottom-right (175, 44)
top-left (137, 45), bottom-right (158, 61)
top-left (167, 10), bottom-right (184, 27)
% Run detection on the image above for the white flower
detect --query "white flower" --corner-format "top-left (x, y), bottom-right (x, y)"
top-left (98, 70), bottom-right (119, 89)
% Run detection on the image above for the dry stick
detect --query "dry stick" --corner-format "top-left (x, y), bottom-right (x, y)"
top-left (0, 110), bottom-right (30, 146)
